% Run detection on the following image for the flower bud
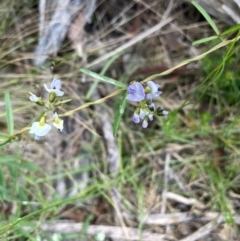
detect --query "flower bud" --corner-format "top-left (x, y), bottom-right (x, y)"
top-left (156, 107), bottom-right (168, 116)
top-left (39, 115), bottom-right (47, 127)
top-left (36, 99), bottom-right (45, 106)
top-left (54, 100), bottom-right (62, 107)
top-left (49, 92), bottom-right (56, 103)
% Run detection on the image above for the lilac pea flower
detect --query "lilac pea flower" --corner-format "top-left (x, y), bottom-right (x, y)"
top-left (44, 77), bottom-right (64, 96)
top-left (133, 112), bottom-right (140, 123)
top-left (51, 77), bottom-right (62, 89)
top-left (126, 82), bottom-right (145, 102)
top-left (147, 103), bottom-right (155, 121)
top-left (142, 118), bottom-right (148, 128)
top-left (146, 81), bottom-right (162, 100)
top-left (139, 108), bottom-right (153, 122)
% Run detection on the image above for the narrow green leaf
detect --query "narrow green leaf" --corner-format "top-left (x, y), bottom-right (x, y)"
top-left (7, 163), bottom-right (18, 179)
top-left (0, 155), bottom-right (17, 163)
top-left (0, 168), bottom-right (6, 189)
top-left (0, 133), bottom-right (9, 141)
top-left (86, 52), bottom-right (122, 98)
top-left (20, 161), bottom-right (39, 171)
top-left (80, 69), bottom-right (127, 88)
top-left (192, 35), bottom-right (219, 45)
top-left (192, 1), bottom-right (219, 35)
top-left (0, 139), bottom-right (11, 148)
top-left (4, 92), bottom-right (14, 135)
top-left (80, 215), bottom-right (94, 237)
top-left (113, 93), bottom-right (127, 137)
top-left (221, 24), bottom-right (240, 36)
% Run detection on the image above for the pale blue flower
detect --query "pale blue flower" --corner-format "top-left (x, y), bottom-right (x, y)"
top-left (146, 81), bottom-right (162, 100)
top-left (51, 77), bottom-right (62, 89)
top-left (44, 77), bottom-right (64, 96)
top-left (126, 82), bottom-right (145, 102)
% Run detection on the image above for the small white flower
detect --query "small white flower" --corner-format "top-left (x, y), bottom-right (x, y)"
top-left (29, 122), bottom-right (51, 139)
top-left (29, 92), bottom-right (40, 102)
top-left (53, 113), bottom-right (64, 132)
top-left (44, 77), bottom-right (64, 96)
top-left (146, 81), bottom-right (162, 100)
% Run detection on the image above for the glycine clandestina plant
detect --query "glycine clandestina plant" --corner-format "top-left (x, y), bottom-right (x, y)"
top-left (29, 77), bottom-right (70, 140)
top-left (126, 81), bottom-right (168, 128)
top-left (28, 74), bottom-right (168, 140)
top-left (2, 72), bottom-right (168, 144)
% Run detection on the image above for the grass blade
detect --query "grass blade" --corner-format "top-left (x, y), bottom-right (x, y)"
top-left (4, 92), bottom-right (14, 135)
top-left (0, 133), bottom-right (9, 141)
top-left (80, 69), bottom-right (127, 88)
top-left (192, 35), bottom-right (219, 45)
top-left (113, 93), bottom-right (127, 137)
top-left (221, 24), bottom-right (240, 36)
top-left (86, 52), bottom-right (122, 98)
top-left (192, 1), bottom-right (220, 35)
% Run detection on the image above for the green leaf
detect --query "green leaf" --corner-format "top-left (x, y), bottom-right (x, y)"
top-left (4, 92), bottom-right (14, 135)
top-left (221, 24), bottom-right (240, 36)
top-left (192, 1), bottom-right (220, 35)
top-left (7, 163), bottom-right (18, 179)
top-left (192, 35), bottom-right (219, 45)
top-left (113, 93), bottom-right (127, 136)
top-left (80, 69), bottom-right (127, 88)
top-left (86, 52), bottom-right (122, 98)
top-left (0, 155), bottom-right (17, 163)
top-left (0, 139), bottom-right (11, 148)
top-left (0, 133), bottom-right (9, 141)
top-left (0, 168), bottom-right (6, 189)
top-left (20, 161), bottom-right (40, 171)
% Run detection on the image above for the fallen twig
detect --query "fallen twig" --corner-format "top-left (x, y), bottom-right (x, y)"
top-left (38, 221), bottom-right (171, 241)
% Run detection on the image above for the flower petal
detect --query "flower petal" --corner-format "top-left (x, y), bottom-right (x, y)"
top-left (29, 93), bottom-right (40, 102)
top-left (162, 110), bottom-right (169, 115)
top-left (146, 81), bottom-right (162, 100)
top-left (139, 108), bottom-right (147, 119)
top-left (51, 77), bottom-right (62, 89)
top-left (142, 119), bottom-right (148, 128)
top-left (44, 84), bottom-right (64, 96)
top-left (53, 112), bottom-right (64, 131)
top-left (133, 113), bottom-right (140, 123)
top-left (147, 81), bottom-right (160, 93)
top-left (126, 82), bottom-right (145, 102)
top-left (29, 122), bottom-right (51, 137)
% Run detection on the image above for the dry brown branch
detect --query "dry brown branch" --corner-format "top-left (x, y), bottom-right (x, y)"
top-left (38, 221), bottom-right (171, 241)
top-left (144, 212), bottom-right (240, 225)
top-left (179, 216), bottom-right (224, 241)
top-left (165, 192), bottom-right (206, 209)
